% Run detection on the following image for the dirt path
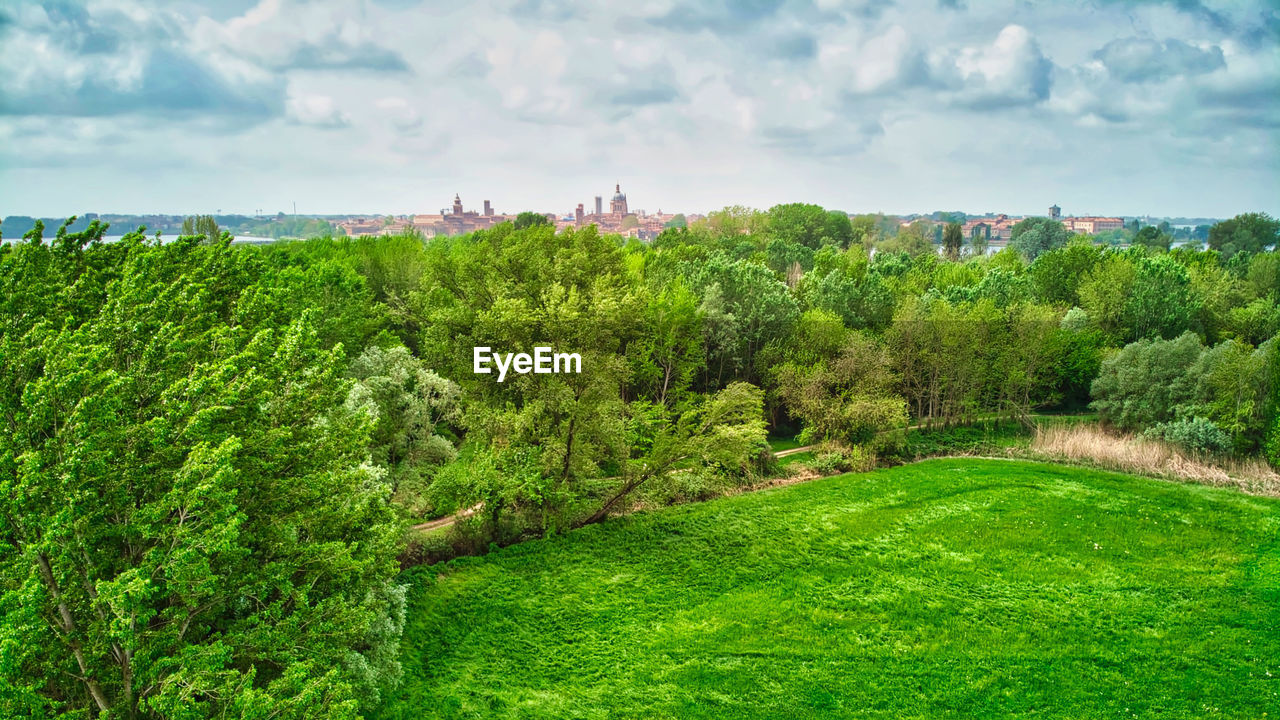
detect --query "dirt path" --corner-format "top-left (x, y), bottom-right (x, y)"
top-left (411, 502), bottom-right (482, 533)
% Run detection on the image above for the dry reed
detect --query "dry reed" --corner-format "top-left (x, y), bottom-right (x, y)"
top-left (1030, 424), bottom-right (1280, 497)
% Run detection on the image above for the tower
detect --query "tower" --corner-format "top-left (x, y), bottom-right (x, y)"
top-left (483, 200), bottom-right (493, 216)
top-left (594, 196), bottom-right (603, 215)
top-left (575, 203), bottom-right (584, 225)
top-left (1049, 204), bottom-right (1061, 221)
top-left (610, 183), bottom-right (628, 215)
top-left (452, 194), bottom-right (464, 215)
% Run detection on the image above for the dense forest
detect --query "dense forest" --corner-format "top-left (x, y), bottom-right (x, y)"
top-left (2, 206), bottom-right (1277, 718)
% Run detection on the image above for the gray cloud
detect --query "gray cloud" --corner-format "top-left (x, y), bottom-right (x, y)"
top-left (450, 51), bottom-right (490, 79)
top-left (1095, 38), bottom-right (1225, 83)
top-left (510, 0), bottom-right (578, 21)
top-left (283, 42), bottom-right (412, 73)
top-left (647, 0), bottom-right (790, 34)
top-left (2, 46), bottom-right (284, 121)
top-left (591, 64), bottom-right (684, 110)
top-left (760, 118), bottom-right (884, 157)
top-left (932, 25), bottom-right (1052, 109)
top-left (768, 31), bottom-right (819, 60)
top-left (1102, 0), bottom-right (1278, 49)
top-left (0, 2), bottom-right (282, 123)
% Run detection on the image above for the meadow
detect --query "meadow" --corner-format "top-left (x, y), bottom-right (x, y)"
top-left (377, 459), bottom-right (1280, 719)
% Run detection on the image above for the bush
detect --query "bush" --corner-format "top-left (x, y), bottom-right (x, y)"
top-left (810, 451), bottom-right (845, 475)
top-left (807, 442), bottom-right (877, 474)
top-left (1060, 306), bottom-right (1089, 331)
top-left (1143, 417), bottom-right (1232, 455)
top-left (1090, 333), bottom-right (1203, 431)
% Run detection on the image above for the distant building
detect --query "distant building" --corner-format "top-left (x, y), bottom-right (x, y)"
top-left (1061, 216), bottom-right (1123, 234)
top-left (962, 214), bottom-right (1017, 241)
top-left (567, 183), bottom-right (672, 240)
top-left (412, 194), bottom-right (508, 236)
top-left (1049, 204), bottom-right (1061, 221)
top-left (610, 184), bottom-right (628, 216)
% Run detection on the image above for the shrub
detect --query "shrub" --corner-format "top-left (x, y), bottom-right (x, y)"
top-left (807, 442), bottom-right (877, 474)
top-left (811, 451), bottom-right (845, 475)
top-left (1090, 333), bottom-right (1202, 430)
top-left (1143, 417), bottom-right (1232, 455)
top-left (1060, 306), bottom-right (1089, 331)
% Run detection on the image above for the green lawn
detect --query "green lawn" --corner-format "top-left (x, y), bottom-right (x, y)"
top-left (376, 459), bottom-right (1280, 719)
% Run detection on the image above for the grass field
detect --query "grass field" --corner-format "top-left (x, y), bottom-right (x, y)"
top-left (376, 459), bottom-right (1280, 719)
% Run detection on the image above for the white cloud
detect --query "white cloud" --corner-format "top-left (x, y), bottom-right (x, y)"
top-left (943, 25), bottom-right (1052, 107)
top-left (286, 94), bottom-right (349, 127)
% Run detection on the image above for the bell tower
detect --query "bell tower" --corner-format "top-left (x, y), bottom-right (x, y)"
top-left (610, 183), bottom-right (628, 215)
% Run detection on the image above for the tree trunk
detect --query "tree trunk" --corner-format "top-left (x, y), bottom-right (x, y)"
top-left (36, 552), bottom-right (111, 713)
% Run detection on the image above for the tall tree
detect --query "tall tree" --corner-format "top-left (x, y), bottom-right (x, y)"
top-left (513, 211), bottom-right (551, 230)
top-left (942, 221), bottom-right (964, 260)
top-left (1009, 216), bottom-right (1072, 261)
top-left (1208, 212), bottom-right (1279, 259)
top-left (0, 223), bottom-right (404, 718)
top-left (180, 214), bottom-right (221, 242)
top-left (1133, 225), bottom-right (1172, 251)
top-left (767, 203), bottom-right (852, 249)
top-left (772, 333), bottom-right (907, 445)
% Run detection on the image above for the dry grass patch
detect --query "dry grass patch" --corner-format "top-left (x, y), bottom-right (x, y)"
top-left (1031, 424), bottom-right (1280, 497)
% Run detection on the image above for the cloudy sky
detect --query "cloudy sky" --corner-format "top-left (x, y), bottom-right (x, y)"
top-left (1, 0), bottom-right (1277, 218)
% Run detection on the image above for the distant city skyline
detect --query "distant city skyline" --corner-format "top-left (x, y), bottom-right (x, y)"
top-left (2, 0), bottom-right (1277, 218)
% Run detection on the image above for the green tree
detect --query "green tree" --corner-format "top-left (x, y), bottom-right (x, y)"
top-left (0, 223), bottom-right (404, 718)
top-left (1208, 212), bottom-right (1279, 259)
top-left (767, 203), bottom-right (852, 249)
top-left (180, 214), bottom-right (221, 242)
top-left (632, 281), bottom-right (705, 408)
top-left (346, 345), bottom-right (460, 516)
top-left (1090, 333), bottom-right (1203, 431)
top-left (1009, 216), bottom-right (1072, 261)
top-left (1133, 225), bottom-right (1172, 252)
top-left (581, 382), bottom-right (768, 525)
top-left (1126, 255), bottom-right (1201, 340)
top-left (1186, 338), bottom-right (1273, 452)
top-left (1247, 252), bottom-right (1280, 300)
top-left (700, 205), bottom-right (768, 238)
top-left (1078, 254), bottom-right (1137, 340)
top-left (878, 222), bottom-right (934, 257)
top-left (942, 222), bottom-right (964, 261)
top-left (664, 213), bottom-right (687, 229)
top-left (969, 227), bottom-right (990, 257)
top-left (415, 223), bottom-right (645, 535)
top-left (1265, 339), bottom-right (1280, 468)
top-left (1028, 240), bottom-right (1102, 306)
top-left (514, 211), bottom-right (552, 230)
top-left (676, 253), bottom-right (799, 387)
top-left (773, 333), bottom-right (908, 445)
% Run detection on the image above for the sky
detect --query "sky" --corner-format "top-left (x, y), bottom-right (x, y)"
top-left (0, 0), bottom-right (1277, 219)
